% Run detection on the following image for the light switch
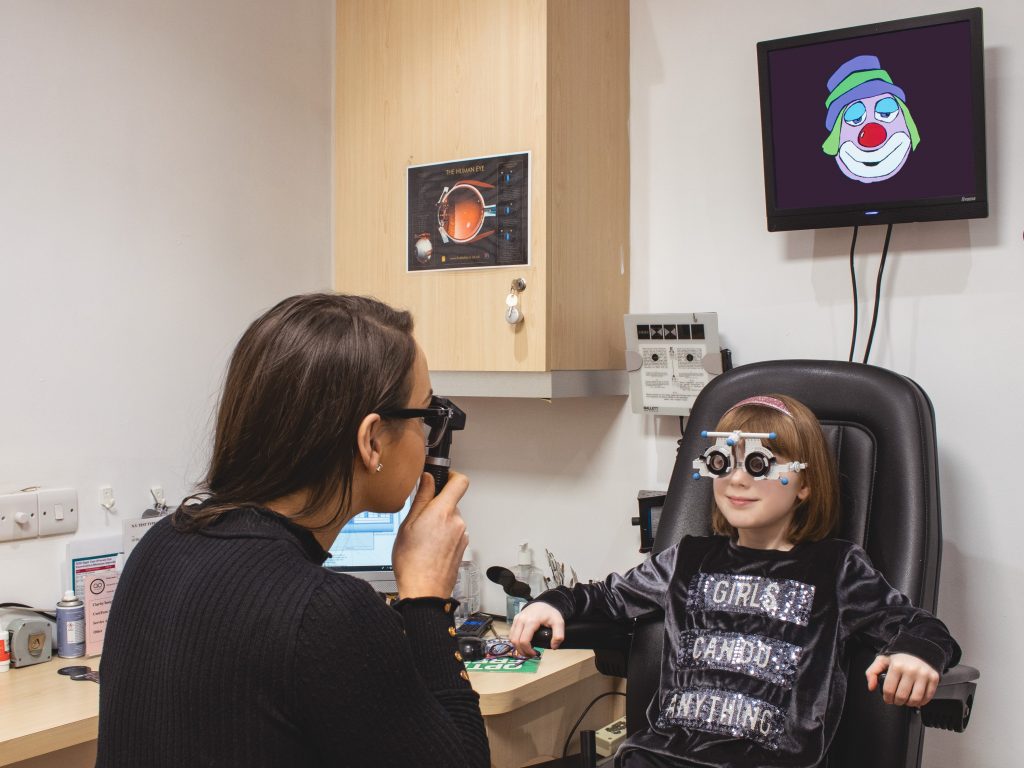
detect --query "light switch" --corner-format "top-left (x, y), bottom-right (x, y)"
top-left (38, 488), bottom-right (78, 537)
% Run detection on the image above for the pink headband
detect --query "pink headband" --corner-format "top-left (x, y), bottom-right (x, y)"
top-left (724, 395), bottom-right (793, 418)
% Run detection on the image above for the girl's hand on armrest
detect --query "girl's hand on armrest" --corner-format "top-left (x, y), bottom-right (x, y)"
top-left (866, 652), bottom-right (940, 707)
top-left (508, 602), bottom-right (565, 658)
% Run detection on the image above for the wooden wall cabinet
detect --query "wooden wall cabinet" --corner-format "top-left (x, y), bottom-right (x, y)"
top-left (335, 0), bottom-right (629, 395)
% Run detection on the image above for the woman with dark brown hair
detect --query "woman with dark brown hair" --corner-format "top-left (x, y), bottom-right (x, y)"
top-left (96, 293), bottom-right (489, 767)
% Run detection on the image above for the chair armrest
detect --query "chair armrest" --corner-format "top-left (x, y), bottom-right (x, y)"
top-left (921, 664), bottom-right (979, 732)
top-left (877, 663), bottom-right (979, 732)
top-left (533, 619), bottom-right (633, 652)
top-left (935, 663), bottom-right (980, 688)
top-left (534, 619), bottom-right (634, 678)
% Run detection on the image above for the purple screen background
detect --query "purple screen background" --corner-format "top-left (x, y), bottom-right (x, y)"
top-left (766, 20), bottom-right (976, 211)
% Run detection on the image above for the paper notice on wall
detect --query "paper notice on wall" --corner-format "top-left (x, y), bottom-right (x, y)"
top-left (68, 535), bottom-right (122, 597)
top-left (638, 342), bottom-right (710, 412)
top-left (123, 517), bottom-right (161, 560)
top-left (84, 571), bottom-right (119, 657)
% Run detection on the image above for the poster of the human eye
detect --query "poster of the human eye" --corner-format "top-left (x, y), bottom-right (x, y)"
top-left (407, 152), bottom-right (529, 272)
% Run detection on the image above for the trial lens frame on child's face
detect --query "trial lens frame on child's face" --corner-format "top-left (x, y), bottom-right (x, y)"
top-left (692, 430), bottom-right (807, 485)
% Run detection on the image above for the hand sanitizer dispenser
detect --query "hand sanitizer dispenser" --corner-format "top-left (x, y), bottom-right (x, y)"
top-left (507, 543), bottom-right (546, 621)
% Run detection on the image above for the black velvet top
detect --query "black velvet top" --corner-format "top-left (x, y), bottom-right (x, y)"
top-left (96, 507), bottom-right (489, 767)
top-left (536, 535), bottom-right (960, 768)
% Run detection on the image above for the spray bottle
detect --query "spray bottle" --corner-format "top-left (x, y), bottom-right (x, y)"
top-left (56, 591), bottom-right (85, 658)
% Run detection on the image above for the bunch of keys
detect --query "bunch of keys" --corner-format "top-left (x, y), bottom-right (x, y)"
top-left (505, 278), bottom-right (526, 325)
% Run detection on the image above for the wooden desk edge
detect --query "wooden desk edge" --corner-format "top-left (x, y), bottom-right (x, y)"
top-left (1, 642), bottom-right (609, 759)
top-left (471, 652), bottom-right (606, 716)
top-left (0, 717), bottom-right (98, 767)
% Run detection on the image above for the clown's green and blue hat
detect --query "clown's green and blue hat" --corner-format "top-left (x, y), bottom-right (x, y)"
top-left (821, 54), bottom-right (920, 157)
top-left (824, 55), bottom-right (907, 130)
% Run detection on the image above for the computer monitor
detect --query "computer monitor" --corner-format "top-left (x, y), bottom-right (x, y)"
top-left (756, 7), bottom-right (987, 231)
top-left (323, 496), bottom-right (411, 592)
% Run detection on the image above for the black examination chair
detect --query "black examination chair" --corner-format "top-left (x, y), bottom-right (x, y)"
top-left (538, 360), bottom-right (978, 768)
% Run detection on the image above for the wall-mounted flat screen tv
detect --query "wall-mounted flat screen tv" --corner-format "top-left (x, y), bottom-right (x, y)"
top-left (757, 7), bottom-right (987, 231)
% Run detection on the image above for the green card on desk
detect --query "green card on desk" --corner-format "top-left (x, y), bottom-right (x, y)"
top-left (464, 655), bottom-right (542, 673)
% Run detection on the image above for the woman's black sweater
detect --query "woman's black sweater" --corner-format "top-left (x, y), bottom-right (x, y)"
top-left (96, 507), bottom-right (489, 767)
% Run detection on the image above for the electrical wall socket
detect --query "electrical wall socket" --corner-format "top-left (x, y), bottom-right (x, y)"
top-left (0, 491), bottom-right (39, 542)
top-left (38, 488), bottom-right (79, 537)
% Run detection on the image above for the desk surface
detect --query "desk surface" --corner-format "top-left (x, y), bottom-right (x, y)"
top-left (0, 657), bottom-right (101, 767)
top-left (471, 645), bottom-right (607, 716)
top-left (0, 628), bottom-right (608, 766)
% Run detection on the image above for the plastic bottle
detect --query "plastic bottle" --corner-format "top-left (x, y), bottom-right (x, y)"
top-left (507, 542), bottom-right (547, 621)
top-left (515, 542), bottom-right (546, 596)
top-left (453, 549), bottom-right (481, 622)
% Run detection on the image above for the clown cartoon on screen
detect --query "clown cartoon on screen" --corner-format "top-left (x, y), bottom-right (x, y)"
top-left (821, 54), bottom-right (921, 183)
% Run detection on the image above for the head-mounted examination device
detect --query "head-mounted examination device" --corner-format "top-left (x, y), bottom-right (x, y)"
top-left (380, 395), bottom-right (466, 494)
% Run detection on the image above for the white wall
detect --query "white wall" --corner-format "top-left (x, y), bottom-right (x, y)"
top-left (0, 0), bottom-right (333, 607)
top-left (1, 1), bottom-right (1017, 765)
top-left (461, 2), bottom-right (1022, 767)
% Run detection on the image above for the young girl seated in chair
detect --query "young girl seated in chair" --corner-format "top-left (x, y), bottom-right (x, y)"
top-left (510, 394), bottom-right (960, 768)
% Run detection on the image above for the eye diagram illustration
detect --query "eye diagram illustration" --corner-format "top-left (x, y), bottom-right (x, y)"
top-left (821, 55), bottom-right (921, 183)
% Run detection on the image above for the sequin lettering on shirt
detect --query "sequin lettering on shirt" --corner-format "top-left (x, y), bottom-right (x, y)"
top-left (656, 687), bottom-right (786, 750)
top-left (688, 573), bottom-right (815, 626)
top-left (678, 629), bottom-right (802, 689)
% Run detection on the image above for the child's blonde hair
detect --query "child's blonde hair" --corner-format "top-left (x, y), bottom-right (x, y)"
top-left (710, 393), bottom-right (839, 543)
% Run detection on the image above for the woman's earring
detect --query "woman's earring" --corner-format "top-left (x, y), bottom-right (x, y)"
top-left (376, 463), bottom-right (384, 473)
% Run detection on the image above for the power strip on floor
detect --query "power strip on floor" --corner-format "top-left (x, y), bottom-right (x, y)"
top-left (594, 716), bottom-right (628, 757)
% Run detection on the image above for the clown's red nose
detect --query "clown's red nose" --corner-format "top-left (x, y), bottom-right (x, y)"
top-left (858, 122), bottom-right (887, 148)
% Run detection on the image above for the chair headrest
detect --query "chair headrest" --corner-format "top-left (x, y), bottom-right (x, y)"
top-left (659, 359), bottom-right (940, 611)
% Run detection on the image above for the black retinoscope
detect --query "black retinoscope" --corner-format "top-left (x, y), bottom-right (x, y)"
top-left (424, 396), bottom-right (466, 494)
